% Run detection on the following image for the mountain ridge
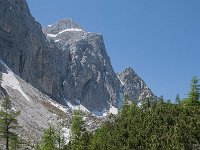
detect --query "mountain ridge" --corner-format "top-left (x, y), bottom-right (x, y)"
top-left (0, 0), bottom-right (154, 113)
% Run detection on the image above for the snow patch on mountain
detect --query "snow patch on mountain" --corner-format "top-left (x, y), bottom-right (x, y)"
top-left (62, 127), bottom-right (70, 144)
top-left (66, 101), bottom-right (90, 113)
top-left (0, 59), bottom-right (31, 102)
top-left (49, 100), bottom-right (68, 112)
top-left (92, 104), bottom-right (118, 117)
top-left (108, 105), bottom-right (118, 115)
top-left (47, 28), bottom-right (83, 38)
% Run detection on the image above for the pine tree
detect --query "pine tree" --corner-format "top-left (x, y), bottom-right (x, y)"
top-left (0, 96), bottom-right (20, 150)
top-left (175, 94), bottom-right (181, 104)
top-left (34, 142), bottom-right (41, 150)
top-left (56, 120), bottom-right (65, 150)
top-left (41, 125), bottom-right (57, 150)
top-left (10, 135), bottom-right (20, 150)
top-left (70, 110), bottom-right (84, 150)
top-left (189, 76), bottom-right (200, 101)
top-left (181, 76), bottom-right (200, 106)
top-left (159, 95), bottom-right (164, 103)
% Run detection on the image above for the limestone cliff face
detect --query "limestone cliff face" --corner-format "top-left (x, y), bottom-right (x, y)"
top-left (43, 19), bottom-right (120, 111)
top-left (0, 0), bottom-right (66, 104)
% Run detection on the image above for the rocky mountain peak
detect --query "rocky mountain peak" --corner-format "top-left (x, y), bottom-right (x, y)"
top-left (121, 67), bottom-right (137, 76)
top-left (43, 18), bottom-right (84, 35)
top-left (118, 67), bottom-right (154, 103)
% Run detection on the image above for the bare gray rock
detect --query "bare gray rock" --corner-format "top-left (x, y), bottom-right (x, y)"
top-left (0, 61), bottom-right (71, 149)
top-left (43, 19), bottom-right (121, 111)
top-left (0, 0), bottom-right (67, 105)
top-left (118, 67), bottom-right (154, 103)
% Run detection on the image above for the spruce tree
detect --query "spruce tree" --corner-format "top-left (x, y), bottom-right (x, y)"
top-left (181, 76), bottom-right (200, 106)
top-left (56, 120), bottom-right (65, 150)
top-left (70, 110), bottom-right (85, 150)
top-left (175, 94), bottom-right (181, 104)
top-left (0, 96), bottom-right (20, 150)
top-left (41, 125), bottom-right (57, 150)
top-left (189, 76), bottom-right (200, 101)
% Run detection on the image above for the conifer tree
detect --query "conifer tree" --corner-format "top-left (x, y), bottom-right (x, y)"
top-left (0, 96), bottom-right (20, 150)
top-left (41, 125), bottom-right (57, 150)
top-left (175, 94), bottom-right (181, 104)
top-left (189, 76), bottom-right (200, 101)
top-left (56, 120), bottom-right (65, 150)
top-left (34, 142), bottom-right (41, 150)
top-left (70, 110), bottom-right (85, 150)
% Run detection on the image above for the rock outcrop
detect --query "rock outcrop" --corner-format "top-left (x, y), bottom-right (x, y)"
top-left (118, 67), bottom-right (154, 103)
top-left (0, 0), bottom-right (66, 106)
top-left (43, 19), bottom-right (120, 111)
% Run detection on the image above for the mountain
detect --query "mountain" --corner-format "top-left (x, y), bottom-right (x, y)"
top-left (0, 59), bottom-right (105, 148)
top-left (118, 67), bottom-right (154, 103)
top-left (0, 0), bottom-right (154, 113)
top-left (43, 18), bottom-right (121, 112)
top-left (0, 0), bottom-right (155, 147)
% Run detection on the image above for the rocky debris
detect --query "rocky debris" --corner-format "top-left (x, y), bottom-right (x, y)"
top-left (0, 61), bottom-right (71, 148)
top-left (118, 67), bottom-right (154, 103)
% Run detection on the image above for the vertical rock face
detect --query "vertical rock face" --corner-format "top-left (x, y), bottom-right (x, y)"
top-left (0, 0), bottom-right (65, 104)
top-left (43, 19), bottom-right (120, 111)
top-left (118, 67), bottom-right (154, 103)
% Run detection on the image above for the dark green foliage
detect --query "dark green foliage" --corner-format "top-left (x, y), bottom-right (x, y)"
top-left (38, 122), bottom-right (66, 150)
top-left (189, 76), bottom-right (200, 101)
top-left (89, 77), bottom-right (200, 150)
top-left (37, 77), bottom-right (200, 150)
top-left (89, 102), bottom-right (200, 150)
top-left (175, 94), bottom-right (181, 104)
top-left (10, 135), bottom-right (21, 150)
top-left (0, 96), bottom-right (20, 150)
top-left (34, 142), bottom-right (41, 150)
top-left (69, 110), bottom-right (91, 150)
top-left (41, 125), bottom-right (57, 150)
top-left (181, 76), bottom-right (200, 106)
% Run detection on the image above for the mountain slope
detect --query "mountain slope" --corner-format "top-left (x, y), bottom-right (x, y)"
top-left (0, 59), bottom-right (71, 148)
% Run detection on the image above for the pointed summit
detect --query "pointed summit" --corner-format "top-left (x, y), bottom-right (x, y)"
top-left (121, 67), bottom-right (137, 76)
top-left (118, 67), bottom-right (154, 103)
top-left (43, 18), bottom-right (84, 34)
top-left (55, 18), bottom-right (84, 30)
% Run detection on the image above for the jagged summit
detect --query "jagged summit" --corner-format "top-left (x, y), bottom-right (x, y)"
top-left (121, 67), bottom-right (137, 76)
top-left (43, 18), bottom-right (85, 35)
top-left (118, 67), bottom-right (154, 103)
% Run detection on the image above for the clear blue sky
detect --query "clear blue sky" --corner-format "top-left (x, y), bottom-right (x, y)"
top-left (27, 0), bottom-right (200, 101)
